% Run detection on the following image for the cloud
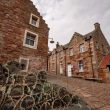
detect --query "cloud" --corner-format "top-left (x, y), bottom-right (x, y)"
top-left (31, 0), bottom-right (110, 50)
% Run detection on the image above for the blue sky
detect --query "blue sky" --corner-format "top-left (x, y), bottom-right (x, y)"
top-left (31, 0), bottom-right (110, 50)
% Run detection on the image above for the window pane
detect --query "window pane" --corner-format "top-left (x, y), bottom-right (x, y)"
top-left (27, 33), bottom-right (35, 40)
top-left (25, 32), bottom-right (36, 46)
top-left (78, 60), bottom-right (84, 72)
top-left (30, 40), bottom-right (34, 46)
top-left (20, 59), bottom-right (27, 70)
top-left (70, 49), bottom-right (73, 56)
top-left (25, 39), bottom-right (30, 45)
top-left (32, 19), bottom-right (37, 25)
top-left (31, 16), bottom-right (38, 25)
top-left (80, 44), bottom-right (84, 52)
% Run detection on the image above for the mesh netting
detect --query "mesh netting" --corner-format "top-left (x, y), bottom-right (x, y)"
top-left (0, 61), bottom-right (94, 110)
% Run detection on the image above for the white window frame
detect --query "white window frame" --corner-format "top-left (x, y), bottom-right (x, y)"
top-left (79, 43), bottom-right (85, 53)
top-left (69, 48), bottom-right (74, 56)
top-left (78, 60), bottom-right (84, 72)
top-left (19, 57), bottom-right (29, 72)
top-left (29, 13), bottom-right (40, 27)
top-left (23, 30), bottom-right (38, 49)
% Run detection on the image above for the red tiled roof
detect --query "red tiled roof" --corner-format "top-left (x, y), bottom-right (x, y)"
top-left (99, 55), bottom-right (110, 69)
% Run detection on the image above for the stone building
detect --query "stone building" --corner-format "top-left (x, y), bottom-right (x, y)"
top-left (0, 0), bottom-right (49, 71)
top-left (48, 23), bottom-right (110, 80)
top-left (48, 43), bottom-right (68, 75)
top-left (98, 54), bottom-right (110, 82)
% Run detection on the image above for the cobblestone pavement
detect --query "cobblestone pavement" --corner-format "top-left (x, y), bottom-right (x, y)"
top-left (47, 74), bottom-right (110, 110)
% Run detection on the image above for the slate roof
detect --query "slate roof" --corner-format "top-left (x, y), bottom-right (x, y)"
top-left (63, 43), bottom-right (69, 49)
top-left (84, 30), bottom-right (95, 38)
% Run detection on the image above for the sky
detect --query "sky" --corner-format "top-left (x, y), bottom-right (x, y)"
top-left (31, 0), bottom-right (110, 50)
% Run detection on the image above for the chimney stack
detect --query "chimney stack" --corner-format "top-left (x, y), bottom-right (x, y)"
top-left (56, 42), bottom-right (60, 48)
top-left (94, 22), bottom-right (100, 30)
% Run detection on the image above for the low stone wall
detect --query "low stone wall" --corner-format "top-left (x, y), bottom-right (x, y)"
top-left (98, 69), bottom-right (110, 82)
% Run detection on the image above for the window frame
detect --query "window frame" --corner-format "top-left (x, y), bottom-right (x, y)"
top-left (78, 60), bottom-right (84, 72)
top-left (19, 57), bottom-right (29, 72)
top-left (79, 43), bottom-right (85, 53)
top-left (29, 13), bottom-right (40, 27)
top-left (69, 48), bottom-right (74, 56)
top-left (23, 30), bottom-right (38, 49)
top-left (96, 42), bottom-right (99, 49)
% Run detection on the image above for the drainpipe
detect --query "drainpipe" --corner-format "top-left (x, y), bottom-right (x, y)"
top-left (64, 49), bottom-right (67, 76)
top-left (56, 51), bottom-right (57, 75)
top-left (47, 55), bottom-right (48, 72)
top-left (89, 40), bottom-right (95, 78)
top-left (85, 36), bottom-right (95, 78)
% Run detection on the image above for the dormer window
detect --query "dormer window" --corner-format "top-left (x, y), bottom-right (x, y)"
top-left (23, 30), bottom-right (38, 49)
top-left (29, 14), bottom-right (40, 27)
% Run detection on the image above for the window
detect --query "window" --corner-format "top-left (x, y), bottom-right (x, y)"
top-left (107, 47), bottom-right (110, 53)
top-left (107, 65), bottom-right (110, 72)
top-left (23, 30), bottom-right (38, 49)
top-left (29, 13), bottom-right (40, 27)
top-left (79, 43), bottom-right (85, 53)
top-left (19, 57), bottom-right (29, 72)
top-left (69, 48), bottom-right (74, 56)
top-left (96, 42), bottom-right (99, 49)
top-left (78, 60), bottom-right (84, 72)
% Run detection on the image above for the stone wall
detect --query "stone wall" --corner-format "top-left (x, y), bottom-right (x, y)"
top-left (0, 0), bottom-right (49, 71)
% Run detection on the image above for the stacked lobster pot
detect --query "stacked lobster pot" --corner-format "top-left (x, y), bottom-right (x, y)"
top-left (0, 61), bottom-right (94, 110)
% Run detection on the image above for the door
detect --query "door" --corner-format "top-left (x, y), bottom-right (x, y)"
top-left (60, 63), bottom-right (63, 75)
top-left (67, 64), bottom-right (72, 77)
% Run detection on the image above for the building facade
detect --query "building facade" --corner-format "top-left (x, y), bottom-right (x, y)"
top-left (48, 23), bottom-right (110, 80)
top-left (0, 0), bottom-right (49, 72)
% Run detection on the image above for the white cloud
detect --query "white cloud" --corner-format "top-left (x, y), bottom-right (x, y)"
top-left (31, 0), bottom-right (110, 50)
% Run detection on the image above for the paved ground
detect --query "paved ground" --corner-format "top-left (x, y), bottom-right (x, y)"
top-left (47, 74), bottom-right (110, 110)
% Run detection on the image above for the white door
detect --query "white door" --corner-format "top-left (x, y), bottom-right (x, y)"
top-left (67, 64), bottom-right (72, 77)
top-left (60, 64), bottom-right (63, 74)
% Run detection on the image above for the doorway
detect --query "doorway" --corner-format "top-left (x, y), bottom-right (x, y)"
top-left (60, 63), bottom-right (63, 75)
top-left (67, 64), bottom-right (72, 77)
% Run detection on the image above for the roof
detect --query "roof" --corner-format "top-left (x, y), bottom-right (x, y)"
top-left (84, 30), bottom-right (95, 38)
top-left (68, 32), bottom-right (83, 45)
top-left (63, 43), bottom-right (69, 49)
top-left (99, 55), bottom-right (110, 69)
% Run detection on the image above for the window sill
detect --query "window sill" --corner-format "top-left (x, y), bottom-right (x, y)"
top-left (29, 23), bottom-right (39, 28)
top-left (23, 44), bottom-right (37, 49)
top-left (79, 50), bottom-right (87, 54)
